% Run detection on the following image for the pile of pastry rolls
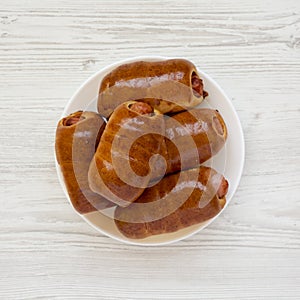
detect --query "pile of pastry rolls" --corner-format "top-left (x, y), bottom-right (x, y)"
top-left (55, 59), bottom-right (228, 239)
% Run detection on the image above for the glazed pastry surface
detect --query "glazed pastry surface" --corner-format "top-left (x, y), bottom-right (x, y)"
top-left (98, 59), bottom-right (207, 117)
top-left (159, 108), bottom-right (227, 175)
top-left (115, 166), bottom-right (228, 239)
top-left (55, 111), bottom-right (114, 214)
top-left (88, 101), bottom-right (165, 207)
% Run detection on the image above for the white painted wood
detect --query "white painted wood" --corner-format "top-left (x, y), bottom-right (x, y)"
top-left (0, 0), bottom-right (299, 298)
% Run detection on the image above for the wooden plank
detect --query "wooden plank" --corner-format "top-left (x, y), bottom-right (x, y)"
top-left (0, 0), bottom-right (299, 299)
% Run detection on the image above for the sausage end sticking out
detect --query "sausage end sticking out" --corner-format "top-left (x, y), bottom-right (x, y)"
top-left (218, 178), bottom-right (229, 199)
top-left (98, 59), bottom-right (208, 117)
top-left (114, 167), bottom-right (228, 239)
top-left (129, 102), bottom-right (154, 115)
top-left (56, 111), bottom-right (114, 214)
top-left (64, 116), bottom-right (81, 126)
top-left (61, 111), bottom-right (84, 127)
top-left (191, 71), bottom-right (208, 98)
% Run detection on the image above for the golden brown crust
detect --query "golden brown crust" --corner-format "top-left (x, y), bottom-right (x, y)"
top-left (98, 59), bottom-right (207, 117)
top-left (114, 166), bottom-right (228, 239)
top-left (159, 108), bottom-right (227, 175)
top-left (88, 101), bottom-right (165, 207)
top-left (55, 111), bottom-right (114, 214)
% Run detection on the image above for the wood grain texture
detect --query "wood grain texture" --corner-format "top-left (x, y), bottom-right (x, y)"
top-left (0, 0), bottom-right (299, 299)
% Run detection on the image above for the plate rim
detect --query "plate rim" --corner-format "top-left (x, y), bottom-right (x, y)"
top-left (55, 55), bottom-right (245, 246)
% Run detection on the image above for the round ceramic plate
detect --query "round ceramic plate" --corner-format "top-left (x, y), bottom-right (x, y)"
top-left (55, 56), bottom-right (245, 246)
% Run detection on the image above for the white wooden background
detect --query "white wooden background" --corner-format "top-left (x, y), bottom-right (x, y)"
top-left (1, 0), bottom-right (299, 299)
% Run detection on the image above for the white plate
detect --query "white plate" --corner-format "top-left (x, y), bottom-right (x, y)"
top-left (55, 56), bottom-right (245, 246)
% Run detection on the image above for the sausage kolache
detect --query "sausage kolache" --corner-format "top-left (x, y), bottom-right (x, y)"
top-left (98, 59), bottom-right (208, 117)
top-left (88, 101), bottom-right (165, 207)
top-left (114, 166), bottom-right (228, 239)
top-left (55, 111), bottom-right (114, 214)
top-left (160, 108), bottom-right (227, 175)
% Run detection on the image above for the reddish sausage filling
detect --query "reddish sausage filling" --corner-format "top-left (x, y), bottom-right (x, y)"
top-left (217, 178), bottom-right (228, 199)
top-left (191, 72), bottom-right (204, 97)
top-left (63, 112), bottom-right (84, 126)
top-left (129, 102), bottom-right (154, 115)
top-left (191, 72), bottom-right (209, 98)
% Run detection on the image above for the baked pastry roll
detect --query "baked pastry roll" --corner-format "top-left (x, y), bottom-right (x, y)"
top-left (115, 166), bottom-right (228, 239)
top-left (160, 108), bottom-right (227, 175)
top-left (88, 101), bottom-right (165, 207)
top-left (98, 59), bottom-right (207, 117)
top-left (55, 111), bottom-right (114, 214)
